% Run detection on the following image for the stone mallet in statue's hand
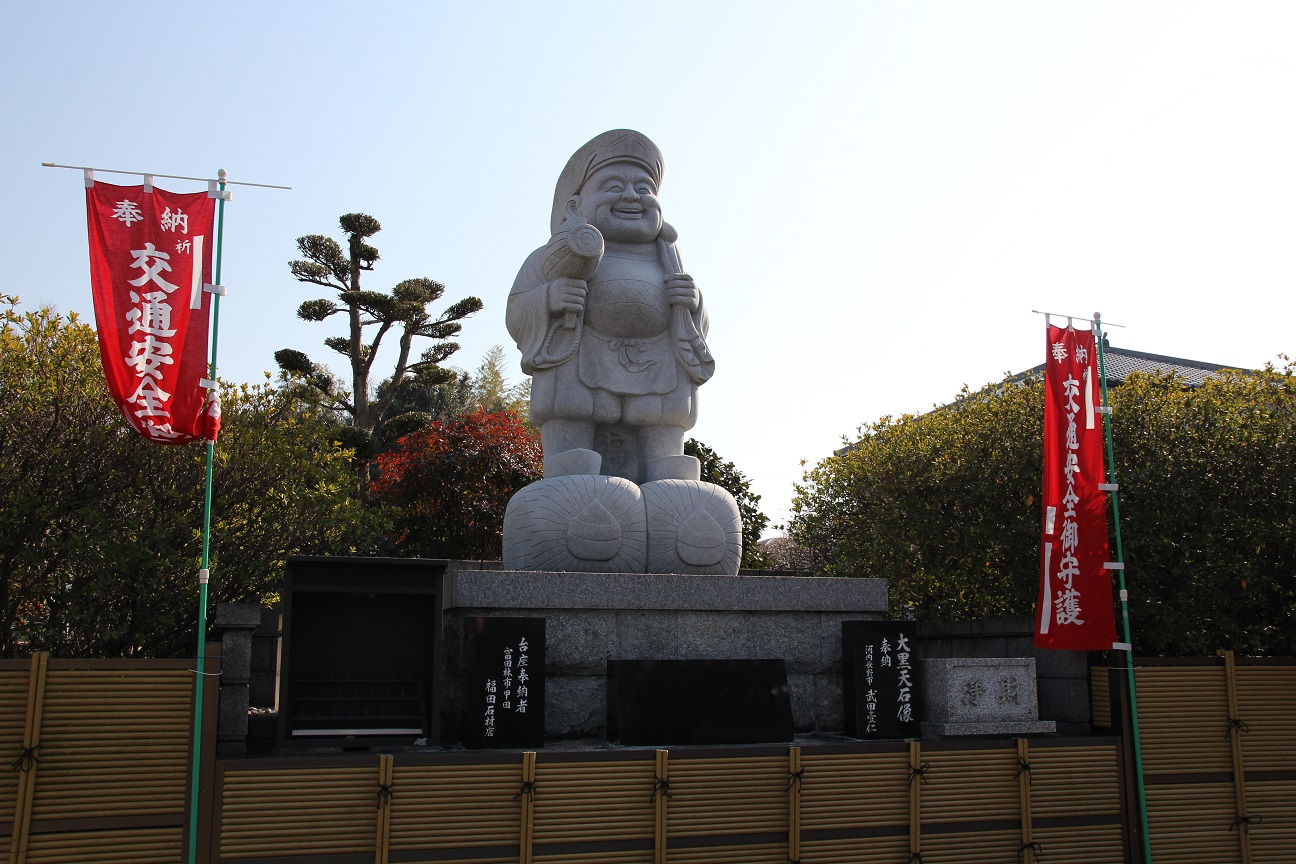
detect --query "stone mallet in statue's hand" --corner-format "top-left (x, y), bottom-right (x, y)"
top-left (541, 221), bottom-right (605, 330)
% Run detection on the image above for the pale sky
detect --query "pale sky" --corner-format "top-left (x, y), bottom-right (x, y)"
top-left (4, 1), bottom-right (1294, 534)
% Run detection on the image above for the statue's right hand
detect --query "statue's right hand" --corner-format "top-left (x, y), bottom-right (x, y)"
top-left (549, 277), bottom-right (588, 317)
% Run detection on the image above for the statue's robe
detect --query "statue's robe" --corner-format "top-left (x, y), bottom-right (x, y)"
top-left (506, 239), bottom-right (708, 428)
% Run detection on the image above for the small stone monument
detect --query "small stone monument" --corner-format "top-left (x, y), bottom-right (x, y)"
top-left (503, 130), bottom-right (741, 574)
top-left (919, 657), bottom-right (1056, 738)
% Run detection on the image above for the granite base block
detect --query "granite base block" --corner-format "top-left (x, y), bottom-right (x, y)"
top-left (446, 568), bottom-right (888, 612)
top-left (545, 676), bottom-right (606, 739)
top-left (443, 565), bottom-right (887, 739)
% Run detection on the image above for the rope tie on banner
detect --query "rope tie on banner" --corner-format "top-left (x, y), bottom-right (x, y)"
top-left (376, 783), bottom-right (393, 809)
top-left (786, 767), bottom-right (805, 793)
top-left (1225, 716), bottom-right (1250, 738)
top-left (908, 762), bottom-right (930, 787)
top-left (513, 779), bottom-right (537, 800)
top-left (1230, 814), bottom-right (1263, 831)
top-left (1018, 841), bottom-right (1043, 863)
top-left (650, 776), bottom-right (673, 802)
top-left (1016, 756), bottom-right (1033, 783)
top-left (10, 745), bottom-right (39, 772)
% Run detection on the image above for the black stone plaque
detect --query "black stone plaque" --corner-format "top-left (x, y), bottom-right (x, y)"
top-left (607, 659), bottom-right (794, 746)
top-left (842, 621), bottom-right (920, 739)
top-left (462, 617), bottom-right (545, 749)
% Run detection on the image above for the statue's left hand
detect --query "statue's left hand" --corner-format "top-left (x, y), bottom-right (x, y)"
top-left (666, 274), bottom-right (699, 312)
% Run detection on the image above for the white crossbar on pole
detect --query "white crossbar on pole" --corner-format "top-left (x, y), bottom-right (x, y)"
top-left (43, 161), bottom-right (291, 190)
top-left (1031, 309), bottom-right (1126, 329)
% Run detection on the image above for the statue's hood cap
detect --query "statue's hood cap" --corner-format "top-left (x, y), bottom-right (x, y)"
top-left (551, 129), bottom-right (664, 234)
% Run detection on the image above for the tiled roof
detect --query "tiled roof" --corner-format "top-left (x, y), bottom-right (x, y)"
top-left (1022, 343), bottom-right (1249, 388)
top-left (836, 344), bottom-right (1251, 455)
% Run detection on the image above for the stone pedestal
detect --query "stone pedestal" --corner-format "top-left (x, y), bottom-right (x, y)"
top-left (919, 657), bottom-right (1056, 738)
top-left (441, 563), bottom-right (888, 740)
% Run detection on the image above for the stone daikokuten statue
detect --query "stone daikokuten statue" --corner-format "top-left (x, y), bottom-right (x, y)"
top-left (502, 130), bottom-right (742, 575)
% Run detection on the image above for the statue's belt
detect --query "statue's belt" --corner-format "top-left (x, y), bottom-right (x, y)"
top-left (579, 328), bottom-right (677, 395)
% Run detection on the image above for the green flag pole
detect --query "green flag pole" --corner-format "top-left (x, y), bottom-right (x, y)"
top-left (187, 168), bottom-right (228, 864)
top-left (1094, 311), bottom-right (1153, 864)
top-left (43, 161), bottom-right (288, 864)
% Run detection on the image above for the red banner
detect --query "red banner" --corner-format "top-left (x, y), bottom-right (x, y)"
top-left (86, 181), bottom-right (219, 444)
top-left (1035, 324), bottom-right (1117, 650)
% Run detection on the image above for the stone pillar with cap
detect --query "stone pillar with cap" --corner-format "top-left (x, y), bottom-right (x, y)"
top-left (215, 602), bottom-right (263, 757)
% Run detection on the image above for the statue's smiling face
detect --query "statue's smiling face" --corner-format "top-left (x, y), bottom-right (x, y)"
top-left (569, 165), bottom-right (662, 242)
